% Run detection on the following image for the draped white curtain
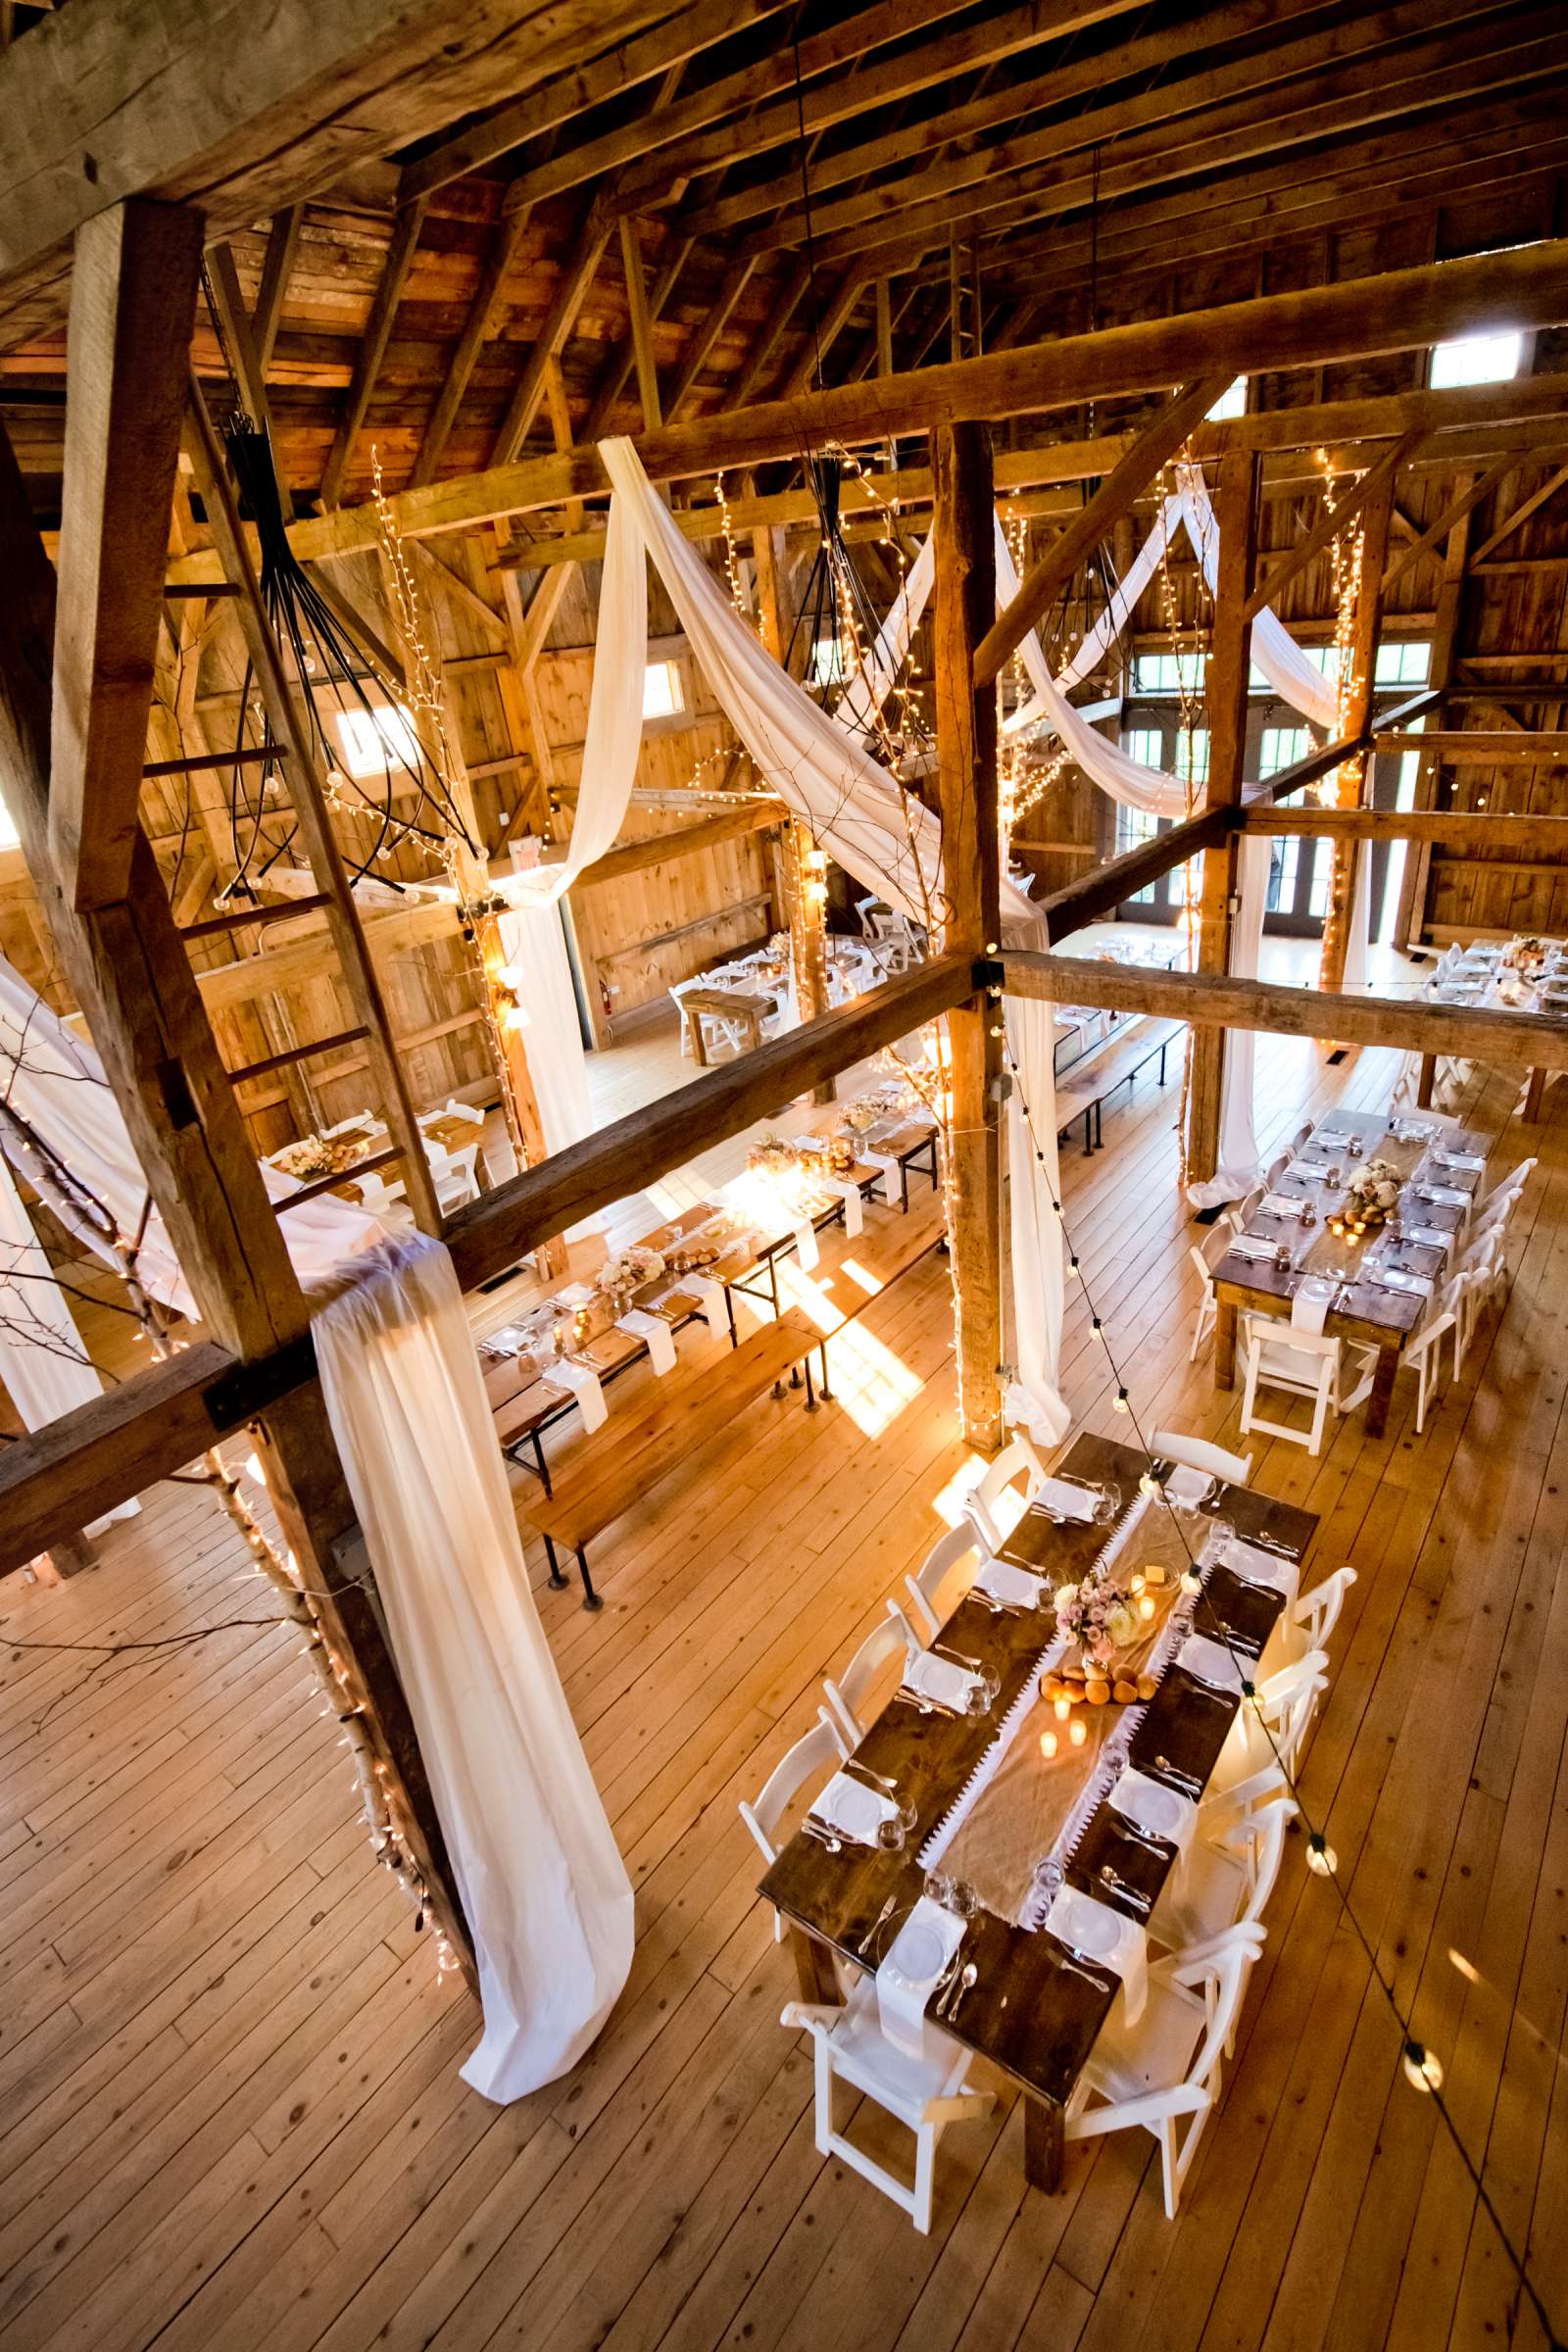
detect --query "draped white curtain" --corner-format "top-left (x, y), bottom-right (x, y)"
top-left (313, 1232), bottom-right (634, 2100)
top-left (1186, 831), bottom-right (1271, 1210)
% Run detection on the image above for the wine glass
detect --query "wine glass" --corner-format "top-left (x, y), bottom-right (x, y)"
top-left (1091, 1480), bottom-right (1122, 1530)
top-left (946, 1878), bottom-right (980, 1918)
top-left (875, 1815), bottom-right (906, 1853)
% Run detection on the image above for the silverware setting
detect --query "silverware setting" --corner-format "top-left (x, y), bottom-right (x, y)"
top-left (843, 1758), bottom-right (899, 1794)
top-left (927, 1948), bottom-right (964, 2010)
top-left (940, 1960), bottom-right (979, 2020)
top-left (895, 1688), bottom-right (960, 1719)
top-left (1098, 1861), bottom-right (1152, 1914)
top-left (801, 1819), bottom-right (843, 1851)
top-left (1050, 1937), bottom-right (1118, 1994)
top-left (859, 1892), bottom-right (899, 1954)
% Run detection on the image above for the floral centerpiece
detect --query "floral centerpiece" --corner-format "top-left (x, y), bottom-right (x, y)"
top-left (1501, 933), bottom-right (1551, 975)
top-left (272, 1133), bottom-right (366, 1183)
top-left (1329, 1154), bottom-right (1401, 1238)
top-left (1053, 1563), bottom-right (1137, 1675)
top-left (597, 1244), bottom-right (666, 1302)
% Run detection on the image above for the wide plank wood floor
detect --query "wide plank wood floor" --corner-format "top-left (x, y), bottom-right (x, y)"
top-left (2, 982), bottom-right (1566, 2352)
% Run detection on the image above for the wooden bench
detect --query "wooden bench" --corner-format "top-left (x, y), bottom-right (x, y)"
top-left (1055, 1016), bottom-right (1184, 1154)
top-left (516, 1307), bottom-right (831, 1607)
top-left (515, 1193), bottom-right (951, 1608)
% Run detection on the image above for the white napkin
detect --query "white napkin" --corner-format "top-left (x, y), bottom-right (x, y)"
top-left (822, 1176), bottom-right (864, 1237)
top-left (1033, 1477), bottom-right (1096, 1523)
top-left (1287, 1160), bottom-right (1328, 1183)
top-left (551, 1356), bottom-right (607, 1432)
top-left (1291, 1278), bottom-right (1334, 1335)
top-left (1109, 1766), bottom-right (1198, 1858)
top-left (809, 1771), bottom-right (896, 1848)
top-left (1367, 1263), bottom-right (1434, 1298)
top-left (617, 1307), bottom-right (676, 1374)
top-left (859, 1148), bottom-right (903, 1203)
top-left (1217, 1538), bottom-right (1299, 1603)
top-left (1046, 1886), bottom-right (1147, 2025)
top-left (1434, 1149), bottom-right (1486, 1172)
top-left (1228, 1235), bottom-right (1283, 1265)
top-left (1260, 1192), bottom-right (1306, 1221)
top-left (1179, 1631), bottom-right (1250, 1692)
top-left (1415, 1182), bottom-right (1471, 1209)
top-left (558, 1281), bottom-right (593, 1305)
top-left (902, 1651), bottom-right (983, 1712)
top-left (1402, 1225), bottom-right (1453, 1255)
top-left (877, 1897), bottom-right (967, 2057)
top-left (793, 1218), bottom-right (820, 1270)
top-left (686, 1272), bottom-right (732, 1336)
top-left (974, 1557), bottom-right (1046, 1609)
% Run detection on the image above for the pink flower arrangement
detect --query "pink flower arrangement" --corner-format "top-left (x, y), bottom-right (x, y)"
top-left (1053, 1565), bottom-right (1137, 1673)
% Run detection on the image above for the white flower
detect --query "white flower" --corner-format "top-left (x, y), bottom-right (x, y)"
top-left (1105, 1603), bottom-right (1136, 1645)
top-left (1054, 1581), bottom-right (1080, 1613)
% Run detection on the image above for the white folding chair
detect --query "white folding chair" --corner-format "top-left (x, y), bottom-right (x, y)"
top-left (824, 1599), bottom-right (923, 1745)
top-left (439, 1097), bottom-right (484, 1127)
top-left (1290, 1120), bottom-right (1314, 1153)
top-left (431, 1142), bottom-right (481, 1210)
top-left (962, 1434), bottom-right (1048, 1557)
top-left (1186, 1236), bottom-right (1230, 1363)
top-left (1261, 1565), bottom-right (1357, 1675)
top-left (1397, 1272), bottom-right (1469, 1433)
top-left (668, 976), bottom-right (702, 1055)
top-left (1151, 1429), bottom-right (1253, 1487)
top-left (1238, 1319), bottom-right (1377, 1457)
top-left (738, 1709), bottom-right (851, 1936)
top-left (1457, 1224), bottom-right (1506, 1322)
top-left (905, 1524), bottom-right (981, 1642)
top-left (1263, 1151), bottom-right (1290, 1193)
top-left (781, 1982), bottom-right (994, 2233)
top-left (1473, 1155), bottom-right (1535, 1230)
top-left (1063, 1936), bottom-right (1254, 2219)
top-left (354, 1165), bottom-right (412, 1223)
top-left (1211, 1648), bottom-right (1328, 1792)
top-left (1224, 1183), bottom-right (1266, 1239)
top-left (1151, 1771), bottom-right (1296, 1971)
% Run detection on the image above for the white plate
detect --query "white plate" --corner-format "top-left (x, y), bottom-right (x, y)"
top-left (814, 1773), bottom-right (887, 1844)
top-left (1111, 1771), bottom-right (1191, 1845)
top-left (886, 1919), bottom-right (948, 1984)
top-left (1051, 1889), bottom-right (1122, 1959)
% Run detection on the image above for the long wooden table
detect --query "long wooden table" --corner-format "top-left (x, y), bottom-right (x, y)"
top-left (1414, 939), bottom-right (1568, 1125)
top-left (1211, 1106), bottom-right (1487, 1438)
top-left (760, 1433), bottom-right (1315, 2193)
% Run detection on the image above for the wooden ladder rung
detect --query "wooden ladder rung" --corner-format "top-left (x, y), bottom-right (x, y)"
top-left (164, 580), bottom-right (240, 597)
top-left (144, 745), bottom-right (272, 779)
top-left (228, 1026), bottom-right (371, 1087)
top-left (180, 892), bottom-right (332, 939)
top-left (272, 1143), bottom-right (403, 1210)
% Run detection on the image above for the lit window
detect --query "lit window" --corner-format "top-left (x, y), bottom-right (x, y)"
top-left (1267, 838), bottom-right (1300, 914)
top-left (1259, 726), bottom-right (1308, 778)
top-left (1175, 729), bottom-right (1209, 788)
top-left (1305, 645), bottom-right (1345, 685)
top-left (809, 638), bottom-right (848, 688)
top-left (1430, 330), bottom-right (1521, 389)
top-left (1206, 375), bottom-right (1248, 420)
top-left (1115, 795), bottom-right (1161, 906)
top-left (1374, 641), bottom-right (1431, 686)
top-left (642, 661), bottom-right (683, 719)
top-left (333, 704), bottom-right (420, 779)
top-left (0, 801), bottom-right (18, 851)
top-left (1132, 651), bottom-right (1205, 696)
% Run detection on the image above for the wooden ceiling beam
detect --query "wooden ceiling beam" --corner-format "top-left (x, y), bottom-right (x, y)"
top-left (582, 235), bottom-right (693, 441)
top-left (1374, 729), bottom-right (1568, 761)
top-left (490, 202), bottom-right (613, 466)
top-left (50, 199), bottom-right (205, 912)
top-left (410, 205), bottom-right (532, 489)
top-left (1243, 430), bottom-right (1423, 621)
top-left (396, 0), bottom-right (767, 205)
top-left (270, 245), bottom-right (1568, 560)
top-left (318, 199), bottom-right (426, 510)
top-left (564, 800), bottom-right (786, 887)
top-left (1243, 807), bottom-right (1568, 851)
top-left (1382, 451), bottom-right (1522, 590)
top-left (975, 374), bottom-right (1227, 685)
top-left (618, 215), bottom-right (663, 432)
top-left (665, 252), bottom-right (759, 420)
top-left (252, 204), bottom-right (305, 375)
top-left (618, 0), bottom-right (1156, 218)
top-left (795, 15), bottom-right (1565, 269)
top-left (1466, 458), bottom-right (1568, 566)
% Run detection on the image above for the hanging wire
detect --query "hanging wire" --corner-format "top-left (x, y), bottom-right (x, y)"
top-left (995, 1008), bottom-right (1564, 2352)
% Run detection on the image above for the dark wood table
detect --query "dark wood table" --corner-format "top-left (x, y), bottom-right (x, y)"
top-left (760, 1434), bottom-right (1315, 2193)
top-left (1211, 1107), bottom-right (1487, 1438)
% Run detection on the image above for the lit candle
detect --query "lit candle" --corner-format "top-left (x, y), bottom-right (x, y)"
top-left (1069, 1717), bottom-right (1088, 1747)
top-left (1041, 1731), bottom-right (1058, 1759)
top-left (1139, 1593), bottom-right (1157, 1621)
top-left (1054, 1694), bottom-right (1071, 1722)
top-left (1130, 1572), bottom-right (1146, 1595)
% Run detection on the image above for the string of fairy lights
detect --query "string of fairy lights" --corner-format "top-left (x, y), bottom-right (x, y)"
top-left (973, 1009), bottom-right (1562, 2350)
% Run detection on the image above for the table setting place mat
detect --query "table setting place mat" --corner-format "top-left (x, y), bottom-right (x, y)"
top-left (877, 1897), bottom-right (970, 2056)
top-left (1039, 1885), bottom-right (1148, 2023)
top-left (1227, 1233), bottom-right (1289, 1267)
top-left (902, 1650), bottom-right (986, 1714)
top-left (1427, 1146), bottom-right (1486, 1176)
top-left (1161, 1462), bottom-right (1217, 1509)
top-left (615, 1307), bottom-right (677, 1374)
top-left (1218, 1535), bottom-right (1300, 1603)
top-left (1109, 1765), bottom-right (1198, 1856)
top-left (974, 1557), bottom-right (1048, 1610)
top-left (1260, 1191), bottom-right (1310, 1221)
top-left (1178, 1631), bottom-right (1250, 1694)
top-left (547, 1356), bottom-right (608, 1430)
top-left (1359, 1257), bottom-right (1435, 1299)
top-left (808, 1770), bottom-right (898, 1848)
top-left (1409, 1180), bottom-right (1472, 1210)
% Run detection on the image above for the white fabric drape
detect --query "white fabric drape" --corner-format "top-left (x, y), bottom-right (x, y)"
top-left (1186, 832), bottom-right (1271, 1210)
top-left (0, 956), bottom-right (391, 1317)
top-left (494, 900), bottom-right (595, 1156)
top-left (1344, 841), bottom-right (1373, 995)
top-left (579, 440), bottom-right (1069, 1441)
top-left (312, 1232), bottom-right (634, 2100)
top-left (835, 533), bottom-right (936, 732)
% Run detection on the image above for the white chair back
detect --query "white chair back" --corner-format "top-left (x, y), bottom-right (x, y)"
top-left (905, 1523), bottom-right (980, 1642)
top-left (440, 1096), bottom-right (484, 1126)
top-left (1290, 1120), bottom-right (1314, 1152)
top-left (1238, 1319), bottom-right (1372, 1457)
top-left (1151, 1428), bottom-right (1253, 1487)
top-left (964, 1433), bottom-right (1046, 1553)
top-left (824, 1601), bottom-right (921, 1744)
top-left (432, 1142), bottom-right (481, 1210)
top-left (1186, 1240), bottom-right (1226, 1362)
top-left (1263, 1152), bottom-right (1290, 1192)
top-left (1224, 1183), bottom-right (1266, 1237)
top-left (738, 1710), bottom-right (849, 1878)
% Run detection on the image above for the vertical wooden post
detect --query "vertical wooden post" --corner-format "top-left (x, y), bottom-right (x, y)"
top-left (1319, 464), bottom-right (1397, 995)
top-left (1396, 511), bottom-right (1470, 947)
top-left (933, 421), bottom-right (1003, 1451)
top-left (751, 512), bottom-right (830, 1089)
top-left (0, 406), bottom-right (471, 1980)
top-left (1187, 449), bottom-right (1258, 1186)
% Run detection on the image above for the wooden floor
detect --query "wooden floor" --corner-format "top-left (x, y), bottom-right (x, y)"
top-left (3, 977), bottom-right (1566, 2352)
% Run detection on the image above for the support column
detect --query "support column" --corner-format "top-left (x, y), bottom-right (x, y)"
top-left (753, 514), bottom-right (833, 1101)
top-left (1320, 464), bottom-right (1397, 995)
top-left (1187, 449), bottom-right (1258, 1186)
top-left (933, 421), bottom-right (1003, 1451)
top-left (1396, 512), bottom-right (1470, 947)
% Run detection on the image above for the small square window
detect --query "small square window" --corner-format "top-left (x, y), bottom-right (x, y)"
top-left (1429, 331), bottom-right (1521, 389)
top-left (809, 638), bottom-right (848, 688)
top-left (642, 661), bottom-right (683, 719)
top-left (333, 705), bottom-right (420, 779)
top-left (1206, 375), bottom-right (1248, 421)
top-left (1259, 726), bottom-right (1308, 779)
top-left (1374, 642), bottom-right (1431, 686)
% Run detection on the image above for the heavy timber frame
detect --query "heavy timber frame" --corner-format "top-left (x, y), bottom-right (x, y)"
top-left (9, 202), bottom-right (1568, 1999)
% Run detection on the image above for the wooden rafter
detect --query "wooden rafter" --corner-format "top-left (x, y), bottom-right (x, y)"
top-left (318, 201), bottom-right (427, 510)
top-left (50, 199), bottom-right (206, 911)
top-left (252, 204), bottom-right (305, 374)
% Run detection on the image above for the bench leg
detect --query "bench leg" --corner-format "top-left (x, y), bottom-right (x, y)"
top-left (789, 1361), bottom-right (803, 1389)
top-left (1083, 1109), bottom-right (1094, 1157)
top-left (1159, 1044), bottom-right (1168, 1084)
top-left (818, 1342), bottom-right (834, 1403)
top-left (804, 1356), bottom-right (818, 1412)
top-left (772, 1377), bottom-right (787, 1399)
top-left (543, 1535), bottom-right (569, 1592)
top-left (532, 1430), bottom-right (553, 1499)
top-left (575, 1546), bottom-right (603, 1611)
top-left (725, 1289), bottom-right (738, 1348)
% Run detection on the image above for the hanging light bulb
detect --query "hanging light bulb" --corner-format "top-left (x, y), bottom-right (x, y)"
top-left (1401, 2040), bottom-right (1444, 2095)
top-left (1305, 1834), bottom-right (1338, 1878)
top-left (1113, 1387), bottom-right (1130, 1413)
